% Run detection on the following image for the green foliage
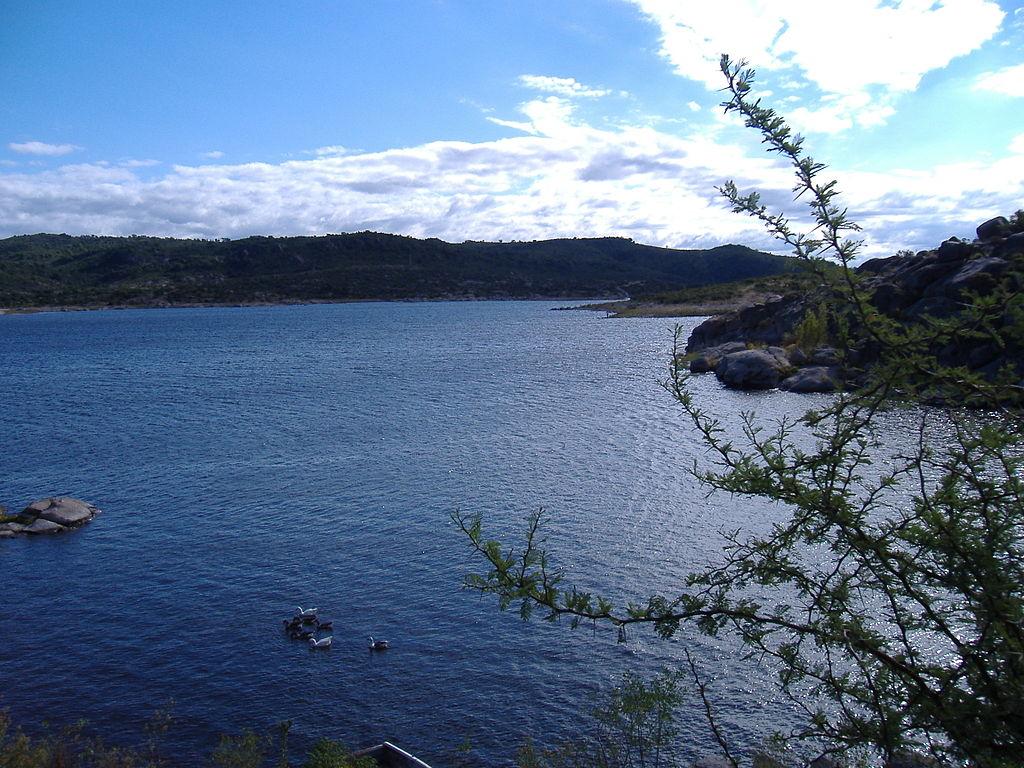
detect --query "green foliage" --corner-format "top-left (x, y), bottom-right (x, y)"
top-left (456, 55), bottom-right (1024, 768)
top-left (303, 739), bottom-right (375, 768)
top-left (791, 302), bottom-right (829, 352)
top-left (516, 670), bottom-right (686, 768)
top-left (210, 730), bottom-right (268, 768)
top-left (0, 710), bottom-right (370, 768)
top-left (0, 233), bottom-right (797, 308)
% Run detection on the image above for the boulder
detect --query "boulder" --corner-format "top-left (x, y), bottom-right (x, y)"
top-left (944, 256), bottom-right (1008, 298)
top-left (688, 341), bottom-right (747, 373)
top-left (715, 349), bottom-right (790, 390)
top-left (780, 366), bottom-right (841, 393)
top-left (692, 758), bottom-right (733, 768)
top-left (810, 346), bottom-right (840, 366)
top-left (997, 231), bottom-right (1024, 257)
top-left (22, 518), bottom-right (66, 535)
top-left (858, 254), bottom-right (898, 274)
top-left (936, 237), bottom-right (972, 261)
top-left (886, 751), bottom-right (937, 768)
top-left (752, 753), bottom-right (788, 768)
top-left (687, 295), bottom-right (805, 352)
top-left (871, 282), bottom-right (915, 314)
top-left (30, 497), bottom-right (98, 527)
top-left (977, 216), bottom-right (1010, 240)
top-left (786, 345), bottom-right (809, 365)
top-left (2, 496), bottom-right (101, 539)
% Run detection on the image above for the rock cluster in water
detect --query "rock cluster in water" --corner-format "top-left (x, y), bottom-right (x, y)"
top-left (685, 214), bottom-right (1024, 391)
top-left (0, 497), bottom-right (101, 538)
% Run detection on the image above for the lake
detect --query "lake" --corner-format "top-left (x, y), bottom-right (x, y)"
top-left (0, 301), bottom-right (833, 766)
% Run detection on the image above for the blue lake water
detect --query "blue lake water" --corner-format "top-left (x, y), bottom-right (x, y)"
top-left (0, 301), bottom-right (833, 766)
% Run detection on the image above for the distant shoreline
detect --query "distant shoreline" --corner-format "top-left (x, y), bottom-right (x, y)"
top-left (0, 295), bottom-right (625, 317)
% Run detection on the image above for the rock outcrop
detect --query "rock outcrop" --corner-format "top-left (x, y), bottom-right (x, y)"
top-left (685, 213), bottom-right (1024, 391)
top-left (715, 347), bottom-right (792, 390)
top-left (0, 497), bottom-right (101, 538)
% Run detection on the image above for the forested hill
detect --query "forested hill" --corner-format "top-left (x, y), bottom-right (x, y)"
top-left (0, 232), bottom-right (796, 308)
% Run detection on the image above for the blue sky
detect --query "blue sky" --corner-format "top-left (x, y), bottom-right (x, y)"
top-left (1, 0), bottom-right (1022, 256)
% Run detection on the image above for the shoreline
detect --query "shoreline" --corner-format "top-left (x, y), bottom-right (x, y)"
top-left (0, 294), bottom-right (624, 317)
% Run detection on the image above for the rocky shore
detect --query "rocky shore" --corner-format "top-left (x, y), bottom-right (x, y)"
top-left (0, 497), bottom-right (101, 538)
top-left (684, 213), bottom-right (1024, 391)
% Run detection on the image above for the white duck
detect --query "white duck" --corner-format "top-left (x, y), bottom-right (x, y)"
top-left (295, 606), bottom-right (319, 618)
top-left (368, 636), bottom-right (389, 651)
top-left (309, 636), bottom-right (332, 649)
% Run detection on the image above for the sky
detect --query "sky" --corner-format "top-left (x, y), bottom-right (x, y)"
top-left (1, 0), bottom-right (1022, 256)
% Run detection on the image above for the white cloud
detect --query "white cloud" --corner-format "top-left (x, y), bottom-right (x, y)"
top-left (0, 97), bottom-right (1020, 259)
top-left (973, 63), bottom-right (1024, 96)
top-left (308, 145), bottom-right (350, 157)
top-left (1010, 133), bottom-right (1024, 154)
top-left (630, 0), bottom-right (1005, 132)
top-left (120, 158), bottom-right (161, 168)
top-left (8, 140), bottom-right (80, 156)
top-left (687, 101), bottom-right (701, 112)
top-left (201, 150), bottom-right (225, 159)
top-left (518, 75), bottom-right (613, 99)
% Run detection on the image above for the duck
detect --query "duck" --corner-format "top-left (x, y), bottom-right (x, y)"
top-left (295, 606), bottom-right (318, 618)
top-left (309, 636), bottom-right (332, 649)
top-left (290, 628), bottom-right (313, 640)
top-left (316, 619), bottom-right (333, 631)
top-left (368, 636), bottom-right (389, 651)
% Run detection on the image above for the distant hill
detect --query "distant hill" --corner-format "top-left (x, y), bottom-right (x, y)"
top-left (0, 232), bottom-right (797, 308)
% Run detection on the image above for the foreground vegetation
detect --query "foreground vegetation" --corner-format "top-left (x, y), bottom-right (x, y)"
top-left (456, 56), bottom-right (1024, 767)
top-left (0, 232), bottom-right (795, 309)
top-left (0, 711), bottom-right (374, 768)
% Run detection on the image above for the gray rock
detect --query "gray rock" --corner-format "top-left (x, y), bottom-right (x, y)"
top-left (33, 497), bottom-right (98, 527)
top-left (22, 518), bottom-right (67, 535)
top-left (977, 216), bottom-right (1010, 240)
top-left (23, 499), bottom-right (51, 514)
top-left (0, 530), bottom-right (14, 539)
top-left (692, 757), bottom-right (733, 768)
top-left (687, 295), bottom-right (806, 352)
top-left (904, 295), bottom-right (959, 320)
top-left (780, 366), bottom-right (840, 393)
top-left (765, 345), bottom-right (790, 366)
top-left (810, 346), bottom-right (840, 366)
top-left (944, 256), bottom-right (1008, 297)
top-left (716, 349), bottom-right (790, 390)
top-left (752, 752), bottom-right (788, 768)
top-left (858, 254), bottom-right (898, 273)
top-left (786, 345), bottom-right (808, 365)
top-left (1, 522), bottom-right (26, 533)
top-left (996, 231), bottom-right (1024, 257)
top-left (900, 256), bottom-right (962, 293)
top-left (871, 282), bottom-right (915, 314)
top-left (886, 751), bottom-right (936, 768)
top-left (936, 237), bottom-right (971, 261)
top-left (689, 341), bottom-right (747, 373)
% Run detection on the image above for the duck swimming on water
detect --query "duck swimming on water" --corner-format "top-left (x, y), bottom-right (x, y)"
top-left (368, 636), bottom-right (389, 651)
